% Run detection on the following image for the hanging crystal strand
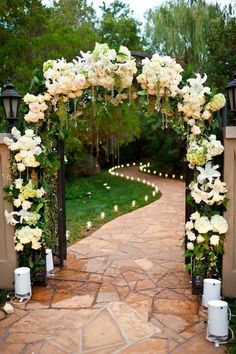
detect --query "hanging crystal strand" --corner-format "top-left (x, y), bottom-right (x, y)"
top-left (128, 88), bottom-right (132, 106)
top-left (111, 136), bottom-right (114, 166)
top-left (47, 115), bottom-right (50, 131)
top-left (165, 115), bottom-right (168, 129)
top-left (96, 123), bottom-right (99, 166)
top-left (155, 96), bottom-right (161, 112)
top-left (161, 114), bottom-right (165, 130)
top-left (92, 86), bottom-right (95, 103)
top-left (74, 98), bottom-right (78, 127)
top-left (111, 86), bottom-right (114, 104)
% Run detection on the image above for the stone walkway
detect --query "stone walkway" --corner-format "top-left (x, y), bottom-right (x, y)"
top-left (0, 167), bottom-right (225, 353)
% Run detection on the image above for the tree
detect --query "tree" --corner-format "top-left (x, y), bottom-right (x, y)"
top-left (99, 0), bottom-right (144, 51)
top-left (204, 6), bottom-right (236, 91)
top-left (0, 0), bottom-right (99, 95)
top-left (145, 0), bottom-right (222, 73)
top-left (0, 0), bottom-right (50, 92)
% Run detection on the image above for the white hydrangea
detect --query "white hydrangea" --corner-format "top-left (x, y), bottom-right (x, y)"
top-left (137, 53), bottom-right (183, 97)
top-left (186, 230), bottom-right (196, 241)
top-left (194, 216), bottom-right (212, 234)
top-left (210, 235), bottom-right (220, 246)
top-left (196, 235), bottom-right (205, 243)
top-left (15, 226), bottom-right (43, 250)
top-left (187, 242), bottom-right (194, 250)
top-left (185, 221), bottom-right (194, 230)
top-left (190, 211), bottom-right (200, 220)
top-left (4, 128), bottom-right (42, 170)
top-left (210, 215), bottom-right (228, 234)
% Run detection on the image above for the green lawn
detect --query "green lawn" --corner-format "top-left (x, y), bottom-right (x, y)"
top-left (66, 170), bottom-right (160, 245)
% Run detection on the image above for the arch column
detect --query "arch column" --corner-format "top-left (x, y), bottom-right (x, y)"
top-left (0, 133), bottom-right (17, 289)
top-left (223, 126), bottom-right (236, 297)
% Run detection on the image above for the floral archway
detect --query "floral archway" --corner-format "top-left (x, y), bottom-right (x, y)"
top-left (4, 43), bottom-right (227, 281)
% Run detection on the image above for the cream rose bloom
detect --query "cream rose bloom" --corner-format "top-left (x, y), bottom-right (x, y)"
top-left (186, 230), bottom-right (196, 241)
top-left (210, 235), bottom-right (220, 246)
top-left (185, 221), bottom-right (194, 230)
top-left (15, 243), bottom-right (24, 252)
top-left (197, 235), bottom-right (205, 243)
top-left (210, 215), bottom-right (228, 234)
top-left (194, 216), bottom-right (212, 234)
top-left (187, 242), bottom-right (194, 250)
top-left (190, 211), bottom-right (200, 221)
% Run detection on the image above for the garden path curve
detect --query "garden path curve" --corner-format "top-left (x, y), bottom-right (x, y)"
top-left (0, 167), bottom-right (224, 353)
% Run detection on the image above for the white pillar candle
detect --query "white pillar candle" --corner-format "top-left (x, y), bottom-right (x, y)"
top-left (86, 221), bottom-right (92, 230)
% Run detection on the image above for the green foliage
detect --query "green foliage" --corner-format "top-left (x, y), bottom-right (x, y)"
top-left (204, 12), bottom-right (236, 91)
top-left (144, 0), bottom-right (231, 76)
top-left (140, 111), bottom-right (186, 174)
top-left (64, 98), bottom-right (141, 176)
top-left (66, 170), bottom-right (159, 244)
top-left (99, 0), bottom-right (144, 50)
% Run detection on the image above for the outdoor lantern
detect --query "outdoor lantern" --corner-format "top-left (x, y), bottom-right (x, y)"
top-left (207, 300), bottom-right (229, 346)
top-left (14, 267), bottom-right (32, 300)
top-left (202, 278), bottom-right (221, 308)
top-left (0, 80), bottom-right (21, 132)
top-left (46, 248), bottom-right (54, 276)
top-left (225, 73), bottom-right (236, 112)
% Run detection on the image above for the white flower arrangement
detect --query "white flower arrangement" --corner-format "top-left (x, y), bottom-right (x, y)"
top-left (4, 128), bottom-right (42, 171)
top-left (137, 54), bottom-right (183, 97)
top-left (189, 162), bottom-right (227, 206)
top-left (185, 213), bottom-right (228, 253)
top-left (186, 136), bottom-right (224, 169)
top-left (178, 74), bottom-right (225, 126)
top-left (3, 42), bottom-right (227, 279)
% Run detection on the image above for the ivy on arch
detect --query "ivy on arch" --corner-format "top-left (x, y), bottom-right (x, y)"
top-left (4, 43), bottom-right (227, 280)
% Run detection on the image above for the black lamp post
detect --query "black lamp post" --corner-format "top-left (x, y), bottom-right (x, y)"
top-left (225, 73), bottom-right (236, 125)
top-left (0, 80), bottom-right (21, 132)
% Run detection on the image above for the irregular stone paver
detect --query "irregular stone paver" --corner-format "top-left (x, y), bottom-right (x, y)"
top-left (0, 166), bottom-right (225, 353)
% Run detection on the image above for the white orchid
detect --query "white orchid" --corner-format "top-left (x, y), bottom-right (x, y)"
top-left (197, 162), bottom-right (221, 184)
top-left (4, 210), bottom-right (20, 225)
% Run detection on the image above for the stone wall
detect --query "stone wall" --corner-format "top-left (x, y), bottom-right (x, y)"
top-left (223, 127), bottom-right (236, 297)
top-left (0, 133), bottom-right (17, 289)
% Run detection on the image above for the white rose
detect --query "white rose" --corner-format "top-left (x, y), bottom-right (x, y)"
top-left (15, 178), bottom-right (23, 189)
top-left (31, 241), bottom-right (42, 250)
top-left (13, 199), bottom-right (22, 208)
top-left (211, 215), bottom-right (228, 234)
top-left (194, 216), bottom-right (212, 234)
top-left (210, 235), bottom-right (220, 246)
top-left (197, 235), bottom-right (205, 243)
top-left (25, 129), bottom-right (35, 138)
top-left (22, 200), bottom-right (32, 210)
top-left (190, 211), bottom-right (200, 221)
top-left (191, 125), bottom-right (201, 135)
top-left (36, 188), bottom-right (45, 198)
top-left (187, 242), bottom-right (194, 250)
top-left (15, 243), bottom-right (24, 252)
top-left (202, 110), bottom-right (211, 120)
top-left (17, 163), bottom-right (26, 172)
top-left (187, 119), bottom-right (195, 126)
top-left (186, 230), bottom-right (196, 241)
top-left (185, 221), bottom-right (194, 230)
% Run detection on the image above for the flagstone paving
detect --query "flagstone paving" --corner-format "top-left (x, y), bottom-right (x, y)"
top-left (0, 166), bottom-right (225, 353)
